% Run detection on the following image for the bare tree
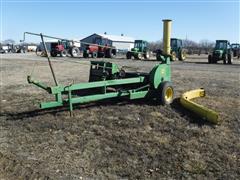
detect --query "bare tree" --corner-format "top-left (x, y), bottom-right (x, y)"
top-left (199, 39), bottom-right (215, 54)
top-left (2, 39), bottom-right (15, 45)
top-left (148, 40), bottom-right (163, 52)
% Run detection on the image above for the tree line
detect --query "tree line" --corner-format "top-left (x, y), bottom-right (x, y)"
top-left (148, 39), bottom-right (215, 54)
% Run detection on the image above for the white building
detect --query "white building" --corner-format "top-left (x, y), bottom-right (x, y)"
top-left (81, 33), bottom-right (135, 52)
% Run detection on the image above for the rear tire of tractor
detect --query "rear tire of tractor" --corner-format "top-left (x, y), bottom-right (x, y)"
top-left (223, 54), bottom-right (227, 64)
top-left (106, 48), bottom-right (116, 58)
top-left (208, 55), bottom-right (212, 64)
top-left (50, 50), bottom-right (58, 57)
top-left (126, 52), bottom-right (132, 59)
top-left (70, 47), bottom-right (80, 57)
top-left (144, 51), bottom-right (150, 60)
top-left (171, 51), bottom-right (177, 61)
top-left (228, 53), bottom-right (232, 64)
top-left (158, 81), bottom-right (174, 105)
top-left (179, 49), bottom-right (187, 61)
top-left (60, 50), bottom-right (67, 57)
top-left (136, 53), bottom-right (143, 60)
top-left (111, 49), bottom-right (117, 58)
top-left (36, 48), bottom-right (42, 56)
top-left (92, 52), bottom-right (98, 58)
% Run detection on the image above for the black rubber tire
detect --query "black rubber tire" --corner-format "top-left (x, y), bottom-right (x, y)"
top-left (223, 54), bottom-right (227, 64)
top-left (208, 55), bottom-right (212, 64)
top-left (144, 51), bottom-right (150, 59)
top-left (135, 53), bottom-right (143, 60)
top-left (106, 48), bottom-right (116, 58)
top-left (60, 50), bottom-right (67, 57)
top-left (111, 49), bottom-right (117, 58)
top-left (70, 47), bottom-right (80, 57)
top-left (83, 51), bottom-right (89, 58)
top-left (158, 81), bottom-right (174, 105)
top-left (35, 48), bottom-right (41, 56)
top-left (92, 52), bottom-right (98, 58)
top-left (156, 49), bottom-right (163, 60)
top-left (179, 49), bottom-right (187, 61)
top-left (126, 51), bottom-right (132, 59)
top-left (227, 53), bottom-right (232, 64)
top-left (50, 50), bottom-right (58, 57)
top-left (171, 51), bottom-right (177, 61)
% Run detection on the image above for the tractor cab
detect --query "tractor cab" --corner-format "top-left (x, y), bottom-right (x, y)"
top-left (231, 43), bottom-right (240, 49)
top-left (231, 43), bottom-right (240, 58)
top-left (58, 40), bottom-right (73, 50)
top-left (214, 40), bottom-right (230, 50)
top-left (170, 38), bottom-right (186, 61)
top-left (213, 40), bottom-right (232, 57)
top-left (171, 38), bottom-right (182, 52)
top-left (133, 40), bottom-right (148, 52)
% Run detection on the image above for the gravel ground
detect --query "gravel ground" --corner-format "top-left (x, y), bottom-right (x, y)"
top-left (0, 53), bottom-right (240, 179)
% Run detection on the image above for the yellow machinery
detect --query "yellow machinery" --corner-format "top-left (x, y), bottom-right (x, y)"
top-left (180, 89), bottom-right (219, 124)
top-left (163, 19), bottom-right (172, 55)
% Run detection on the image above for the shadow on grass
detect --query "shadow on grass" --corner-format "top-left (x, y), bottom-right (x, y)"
top-left (170, 98), bottom-right (215, 127)
top-left (2, 97), bottom-right (156, 121)
top-left (2, 97), bottom-right (215, 127)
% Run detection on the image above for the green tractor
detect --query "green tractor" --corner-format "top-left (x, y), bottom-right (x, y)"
top-left (231, 43), bottom-right (240, 58)
top-left (170, 38), bottom-right (187, 61)
top-left (126, 40), bottom-right (150, 60)
top-left (208, 40), bottom-right (233, 64)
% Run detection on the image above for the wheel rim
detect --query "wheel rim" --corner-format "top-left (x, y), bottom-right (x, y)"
top-left (182, 51), bottom-right (186, 60)
top-left (171, 52), bottom-right (176, 61)
top-left (73, 49), bottom-right (77, 56)
top-left (138, 53), bottom-right (142, 60)
top-left (165, 87), bottom-right (173, 102)
top-left (146, 52), bottom-right (150, 59)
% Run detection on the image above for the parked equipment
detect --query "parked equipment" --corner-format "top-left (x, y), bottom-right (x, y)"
top-left (208, 40), bottom-right (233, 64)
top-left (0, 43), bottom-right (27, 53)
top-left (126, 40), bottom-right (150, 60)
top-left (50, 40), bottom-right (80, 57)
top-left (170, 38), bottom-right (187, 61)
top-left (83, 37), bottom-right (116, 58)
top-left (21, 32), bottom-right (80, 58)
top-left (27, 20), bottom-right (174, 114)
top-left (231, 43), bottom-right (240, 58)
top-left (0, 43), bottom-right (9, 53)
top-left (14, 45), bottom-right (27, 53)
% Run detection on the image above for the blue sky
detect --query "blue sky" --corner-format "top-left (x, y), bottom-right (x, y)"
top-left (1, 0), bottom-right (239, 43)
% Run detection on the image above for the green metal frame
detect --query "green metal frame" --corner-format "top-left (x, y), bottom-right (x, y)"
top-left (28, 56), bottom-right (171, 113)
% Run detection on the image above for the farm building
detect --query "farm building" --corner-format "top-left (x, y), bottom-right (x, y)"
top-left (80, 33), bottom-right (135, 52)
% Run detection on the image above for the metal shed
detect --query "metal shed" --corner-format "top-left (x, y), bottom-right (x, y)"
top-left (81, 33), bottom-right (135, 52)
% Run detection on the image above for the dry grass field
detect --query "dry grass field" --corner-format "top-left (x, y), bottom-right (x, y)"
top-left (0, 53), bottom-right (239, 179)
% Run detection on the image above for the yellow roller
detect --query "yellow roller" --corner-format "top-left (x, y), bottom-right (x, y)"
top-left (163, 19), bottom-right (172, 55)
top-left (180, 88), bottom-right (219, 124)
